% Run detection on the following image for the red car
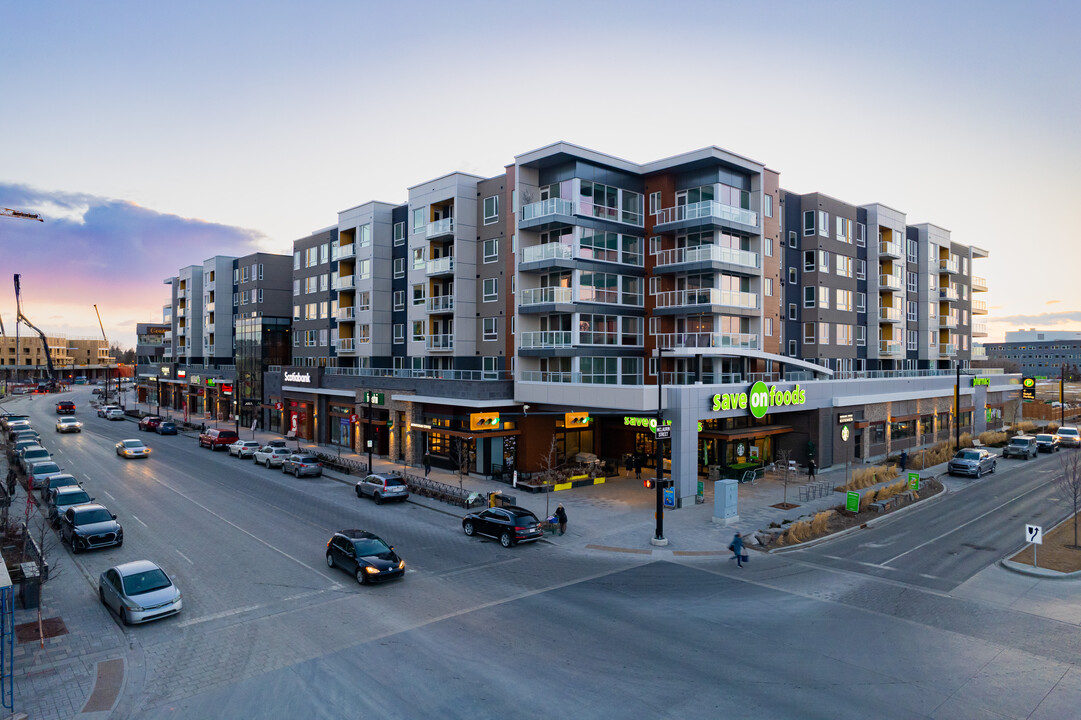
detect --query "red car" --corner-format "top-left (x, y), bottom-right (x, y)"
top-left (199, 428), bottom-right (239, 450)
top-left (138, 416), bottom-right (164, 432)
top-left (56, 401), bottom-right (76, 415)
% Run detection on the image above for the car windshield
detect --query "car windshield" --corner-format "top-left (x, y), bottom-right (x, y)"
top-left (24, 450), bottom-right (48, 459)
top-left (122, 569), bottom-right (172, 596)
top-left (1036, 435), bottom-right (1054, 442)
top-left (122, 440), bottom-right (144, 448)
top-left (511, 511), bottom-right (540, 523)
top-left (1060, 429), bottom-right (1079, 437)
top-left (33, 463), bottom-right (60, 475)
top-left (57, 491), bottom-right (90, 506)
top-left (76, 508), bottom-right (113, 524)
top-left (956, 450), bottom-right (980, 460)
top-left (1010, 438), bottom-right (1029, 445)
top-left (353, 538), bottom-right (391, 557)
top-left (297, 456), bottom-right (319, 463)
top-left (160, 423), bottom-right (175, 428)
top-left (60, 418), bottom-right (77, 423)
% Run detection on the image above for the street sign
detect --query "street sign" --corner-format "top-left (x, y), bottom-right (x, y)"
top-left (654, 425), bottom-right (671, 439)
top-left (908, 472), bottom-right (919, 490)
top-left (363, 391), bottom-right (385, 405)
top-left (1022, 377), bottom-right (1036, 401)
top-left (1026, 524), bottom-right (1043, 545)
top-left (663, 486), bottom-right (675, 508)
top-left (846, 491), bottom-right (860, 513)
top-left (840, 425), bottom-right (850, 442)
top-left (275, 402), bottom-right (283, 411)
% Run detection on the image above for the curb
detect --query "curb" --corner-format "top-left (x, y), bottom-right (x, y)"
top-left (319, 469), bottom-right (466, 519)
top-left (997, 559), bottom-right (1081, 580)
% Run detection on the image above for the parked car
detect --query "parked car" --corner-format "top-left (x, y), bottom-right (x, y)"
top-left (115, 439), bottom-right (151, 459)
top-left (355, 473), bottom-right (409, 504)
top-left (265, 439), bottom-right (288, 449)
top-left (228, 440), bottom-right (262, 458)
top-left (947, 448), bottom-right (997, 477)
top-left (1058, 426), bottom-right (1081, 448)
top-left (1002, 435), bottom-right (1038, 460)
top-left (59, 503), bottom-right (123, 552)
top-left (155, 421), bottom-right (178, 435)
top-left (91, 387), bottom-right (103, 396)
top-left (56, 417), bottom-right (83, 433)
top-left (252, 445), bottom-right (289, 468)
top-left (29, 462), bottom-right (66, 492)
top-left (461, 506), bottom-right (544, 548)
top-left (1035, 433), bottom-right (1060, 453)
top-left (18, 446), bottom-right (52, 474)
top-left (48, 486), bottom-right (93, 527)
top-left (198, 428), bottom-right (239, 450)
top-left (55, 400), bottom-right (76, 415)
top-left (105, 408), bottom-right (126, 421)
top-left (281, 454), bottom-right (323, 477)
top-left (325, 529), bottom-right (405, 584)
top-left (38, 473), bottom-right (80, 501)
top-left (99, 560), bottom-right (182, 625)
top-left (97, 405), bottom-right (119, 418)
top-left (0, 414), bottom-right (29, 431)
top-left (138, 416), bottom-right (164, 432)
top-left (5, 419), bottom-right (32, 440)
top-left (12, 429), bottom-right (40, 444)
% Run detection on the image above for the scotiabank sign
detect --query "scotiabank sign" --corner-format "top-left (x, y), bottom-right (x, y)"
top-left (282, 367), bottom-right (321, 387)
top-left (284, 372), bottom-right (311, 383)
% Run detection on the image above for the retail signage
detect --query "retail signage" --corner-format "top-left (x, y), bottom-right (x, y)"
top-left (206, 378), bottom-right (216, 387)
top-left (146, 326), bottom-right (167, 335)
top-left (711, 382), bottom-right (806, 419)
top-left (160, 365), bottom-right (171, 377)
top-left (565, 412), bottom-right (590, 428)
top-left (838, 413), bottom-right (854, 424)
top-left (191, 375), bottom-right (201, 385)
top-left (846, 491), bottom-right (860, 513)
top-left (363, 391), bottom-right (385, 405)
top-left (623, 416), bottom-right (704, 433)
top-left (350, 414), bottom-right (358, 423)
top-left (908, 472), bottom-right (919, 490)
top-left (1021, 377), bottom-right (1036, 401)
top-left (971, 378), bottom-right (990, 387)
top-left (470, 412), bottom-right (500, 431)
top-left (177, 370), bottom-right (186, 379)
top-left (284, 371), bottom-right (313, 384)
top-left (221, 383), bottom-right (233, 395)
top-left (654, 425), bottom-right (671, 439)
top-left (663, 487), bottom-right (675, 509)
top-left (275, 402), bottom-right (283, 411)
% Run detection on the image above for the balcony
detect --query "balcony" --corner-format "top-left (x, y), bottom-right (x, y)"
top-left (519, 287), bottom-right (573, 306)
top-left (332, 243), bottom-right (356, 261)
top-left (939, 257), bottom-right (960, 274)
top-left (426, 295), bottom-right (455, 313)
top-left (519, 198), bottom-right (576, 229)
top-left (972, 322), bottom-right (988, 337)
top-left (426, 217), bottom-right (455, 238)
top-left (878, 240), bottom-right (903, 259)
top-left (653, 245), bottom-right (759, 272)
top-left (879, 273), bottom-right (903, 291)
top-left (939, 343), bottom-right (957, 357)
top-left (972, 346), bottom-right (987, 360)
top-left (337, 306), bottom-right (356, 321)
top-left (177, 327), bottom-right (186, 337)
top-left (653, 200), bottom-right (758, 230)
top-left (425, 256), bottom-right (455, 276)
top-left (938, 286), bottom-right (959, 302)
top-left (426, 334), bottom-right (454, 352)
top-left (939, 315), bottom-right (958, 329)
top-left (655, 332), bottom-right (759, 351)
top-left (653, 288), bottom-right (759, 311)
top-left (520, 242), bottom-right (573, 265)
top-left (336, 338), bottom-right (356, 353)
top-left (334, 274), bottom-right (356, 291)
top-left (206, 345), bottom-right (215, 355)
top-left (879, 340), bottom-right (903, 356)
top-left (878, 306), bottom-right (904, 323)
top-left (206, 301), bottom-right (215, 312)
top-left (520, 331), bottom-right (573, 349)
top-left (971, 276), bottom-right (988, 292)
top-left (972, 299), bottom-right (988, 315)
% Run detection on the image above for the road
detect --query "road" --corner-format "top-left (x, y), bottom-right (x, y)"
top-left (8, 388), bottom-right (1081, 719)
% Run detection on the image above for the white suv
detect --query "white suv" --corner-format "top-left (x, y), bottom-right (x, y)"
top-left (355, 474), bottom-right (410, 504)
top-left (253, 445), bottom-right (290, 468)
top-left (1058, 426), bottom-right (1080, 448)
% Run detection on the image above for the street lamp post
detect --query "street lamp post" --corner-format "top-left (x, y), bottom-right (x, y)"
top-left (653, 346), bottom-right (667, 546)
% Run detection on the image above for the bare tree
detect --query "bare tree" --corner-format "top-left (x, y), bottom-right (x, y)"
top-left (1057, 450), bottom-right (1081, 550)
top-left (539, 436), bottom-right (561, 518)
top-left (28, 516), bottom-right (62, 648)
top-left (774, 448), bottom-right (796, 506)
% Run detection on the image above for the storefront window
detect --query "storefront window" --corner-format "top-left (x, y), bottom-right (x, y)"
top-left (869, 422), bottom-right (885, 445)
top-left (890, 420), bottom-right (914, 441)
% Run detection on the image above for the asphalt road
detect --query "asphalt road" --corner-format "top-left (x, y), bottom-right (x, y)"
top-left (10, 389), bottom-right (1081, 719)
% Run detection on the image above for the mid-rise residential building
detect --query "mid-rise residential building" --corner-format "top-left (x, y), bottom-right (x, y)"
top-left (983, 330), bottom-right (1081, 377)
top-left (135, 323), bottom-right (171, 367)
top-left (235, 251), bottom-right (292, 428)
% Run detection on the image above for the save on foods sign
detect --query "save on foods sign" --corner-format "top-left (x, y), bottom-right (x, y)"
top-left (711, 381), bottom-right (807, 419)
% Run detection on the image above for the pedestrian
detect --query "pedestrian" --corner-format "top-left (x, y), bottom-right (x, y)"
top-left (554, 503), bottom-right (568, 535)
top-left (729, 532), bottom-right (744, 568)
top-left (625, 454), bottom-right (633, 475)
top-left (808, 459), bottom-right (816, 479)
top-left (423, 452), bottom-right (431, 478)
top-left (900, 450), bottom-right (908, 472)
top-left (634, 454), bottom-right (643, 480)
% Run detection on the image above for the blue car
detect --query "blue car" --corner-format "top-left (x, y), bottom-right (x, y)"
top-left (155, 421), bottom-right (178, 435)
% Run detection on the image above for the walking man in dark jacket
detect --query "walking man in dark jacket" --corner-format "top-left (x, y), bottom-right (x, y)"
top-left (730, 532), bottom-right (744, 568)
top-left (554, 504), bottom-right (568, 535)
top-left (808, 459), bottom-right (816, 479)
top-left (634, 455), bottom-right (643, 480)
top-left (423, 452), bottom-right (431, 478)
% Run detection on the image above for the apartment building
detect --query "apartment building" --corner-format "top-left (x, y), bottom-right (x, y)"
top-left (235, 252), bottom-right (293, 428)
top-left (135, 323), bottom-right (170, 367)
top-left (983, 330), bottom-right (1081, 377)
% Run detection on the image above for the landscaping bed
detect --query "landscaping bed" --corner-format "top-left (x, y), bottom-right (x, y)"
top-left (1010, 512), bottom-right (1081, 573)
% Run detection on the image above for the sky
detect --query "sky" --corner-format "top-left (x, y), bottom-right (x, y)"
top-left (1, 0), bottom-right (1079, 348)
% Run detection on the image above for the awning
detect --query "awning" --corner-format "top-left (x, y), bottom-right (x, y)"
top-left (699, 424), bottom-right (793, 441)
top-left (391, 394), bottom-right (519, 409)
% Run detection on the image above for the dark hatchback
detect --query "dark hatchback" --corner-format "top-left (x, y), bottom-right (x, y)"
top-left (462, 506), bottom-right (544, 548)
top-left (155, 421), bottom-right (178, 435)
top-left (325, 529), bottom-right (405, 584)
top-left (138, 416), bottom-right (164, 432)
top-left (59, 503), bottom-right (123, 553)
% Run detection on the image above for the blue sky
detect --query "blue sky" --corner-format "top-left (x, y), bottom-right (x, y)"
top-left (1, 0), bottom-right (1079, 346)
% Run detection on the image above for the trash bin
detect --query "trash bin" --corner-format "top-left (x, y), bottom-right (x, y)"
top-left (19, 562), bottom-right (40, 609)
top-left (488, 491), bottom-right (517, 508)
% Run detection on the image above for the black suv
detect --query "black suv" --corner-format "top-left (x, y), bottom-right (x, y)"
top-left (59, 503), bottom-right (123, 553)
top-left (325, 530), bottom-right (405, 584)
top-left (462, 506), bottom-right (544, 548)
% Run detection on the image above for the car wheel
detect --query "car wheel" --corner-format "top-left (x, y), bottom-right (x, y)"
top-left (463, 521), bottom-right (475, 537)
top-left (976, 467), bottom-right (982, 479)
top-left (355, 486), bottom-right (363, 498)
top-left (326, 553), bottom-right (335, 568)
top-left (281, 465), bottom-right (288, 473)
top-left (375, 494), bottom-right (383, 505)
top-left (500, 531), bottom-right (513, 548)
top-left (294, 469), bottom-right (300, 478)
top-left (120, 607), bottom-right (132, 626)
top-left (355, 567), bottom-right (366, 584)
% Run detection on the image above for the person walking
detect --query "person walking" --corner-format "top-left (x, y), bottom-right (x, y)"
top-left (634, 454), bottom-right (643, 480)
top-left (423, 452), bottom-right (431, 478)
top-left (554, 504), bottom-right (568, 535)
top-left (900, 450), bottom-right (908, 472)
top-left (729, 532), bottom-right (744, 568)
top-left (808, 459), bottom-right (816, 479)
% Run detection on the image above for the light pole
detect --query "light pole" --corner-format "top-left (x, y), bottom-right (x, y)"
top-left (653, 346), bottom-right (667, 546)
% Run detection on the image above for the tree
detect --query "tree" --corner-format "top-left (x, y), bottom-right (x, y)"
top-left (27, 516), bottom-right (62, 648)
top-left (447, 438), bottom-right (466, 490)
top-left (775, 448), bottom-right (794, 506)
top-left (539, 436), bottom-right (561, 518)
top-left (1057, 450), bottom-right (1081, 550)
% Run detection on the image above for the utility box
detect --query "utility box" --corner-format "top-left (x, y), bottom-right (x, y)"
top-left (19, 563), bottom-right (39, 609)
top-left (712, 479), bottom-right (739, 525)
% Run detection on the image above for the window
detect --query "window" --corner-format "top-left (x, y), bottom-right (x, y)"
top-left (320, 243), bottom-right (329, 264)
top-left (818, 322), bottom-right (830, 344)
top-left (483, 196), bottom-right (499, 225)
top-left (907, 329), bottom-right (918, 351)
top-left (835, 255), bottom-right (852, 278)
top-left (483, 357), bottom-right (498, 380)
top-left (856, 222), bottom-right (866, 247)
top-left (804, 251), bottom-right (815, 272)
top-left (393, 324), bottom-right (404, 344)
top-left (836, 216), bottom-right (851, 243)
top-left (765, 318), bottom-right (773, 336)
top-left (818, 211), bottom-right (828, 237)
top-left (765, 238), bottom-right (773, 257)
top-left (764, 194), bottom-right (773, 218)
top-left (907, 239), bottom-right (918, 264)
top-left (412, 247), bottom-right (425, 270)
top-left (856, 259), bottom-right (866, 280)
top-left (358, 224), bottom-right (371, 248)
top-left (293, 251), bottom-right (300, 270)
top-left (306, 247), bottom-right (318, 267)
top-left (412, 321), bottom-right (424, 342)
top-left (358, 292), bottom-right (370, 311)
top-left (483, 238), bottom-right (498, 264)
top-left (412, 284), bottom-right (425, 306)
top-left (483, 278), bottom-right (498, 302)
top-left (818, 250), bottom-right (830, 273)
top-left (907, 272), bottom-right (918, 293)
top-left (856, 292), bottom-right (865, 313)
top-left (393, 221), bottom-right (405, 246)
top-left (788, 303), bottom-right (797, 320)
top-left (856, 326), bottom-right (866, 347)
top-left (788, 268), bottom-right (797, 286)
top-left (483, 317), bottom-right (497, 341)
top-left (393, 291), bottom-right (404, 310)
top-left (258, 263), bottom-right (264, 280)
top-left (393, 258), bottom-right (405, 278)
top-left (803, 322), bottom-right (815, 344)
top-left (789, 339), bottom-right (797, 356)
top-left (293, 279), bottom-right (300, 296)
top-left (320, 301), bottom-right (328, 318)
top-left (319, 329), bottom-right (328, 346)
top-left (649, 191), bottom-right (661, 215)
top-left (907, 301), bottom-right (917, 322)
top-left (358, 324), bottom-right (370, 344)
top-left (835, 289), bottom-right (852, 312)
top-left (789, 230), bottom-right (798, 248)
top-left (357, 260), bottom-right (370, 280)
top-left (803, 211), bottom-right (815, 236)
top-left (818, 287), bottom-right (830, 309)
top-left (257, 288), bottom-right (263, 303)
top-left (765, 278), bottom-right (773, 297)
top-left (836, 324), bottom-right (852, 346)
top-left (412, 208), bottom-right (426, 233)
top-left (293, 304), bottom-right (301, 321)
top-left (804, 286), bottom-right (815, 308)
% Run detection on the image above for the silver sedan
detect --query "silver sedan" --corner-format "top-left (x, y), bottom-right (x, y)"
top-left (99, 560), bottom-right (182, 625)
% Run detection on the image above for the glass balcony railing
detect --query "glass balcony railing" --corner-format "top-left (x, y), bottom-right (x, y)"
top-left (653, 288), bottom-right (759, 310)
top-left (519, 331), bottom-right (573, 349)
top-left (653, 200), bottom-right (758, 228)
top-left (939, 343), bottom-right (957, 357)
top-left (332, 243), bottom-right (356, 261)
top-left (879, 340), bottom-right (903, 355)
top-left (972, 299), bottom-right (988, 314)
top-left (336, 338), bottom-right (356, 353)
top-left (334, 275), bottom-right (356, 291)
top-left (518, 370), bottom-right (644, 385)
top-left (426, 257), bottom-right (454, 276)
top-left (521, 198), bottom-right (575, 223)
top-left (426, 217), bottom-right (454, 238)
top-left (971, 276), bottom-right (988, 292)
top-left (654, 332), bottom-right (759, 350)
top-left (426, 295), bottom-right (454, 313)
top-left (938, 286), bottom-right (959, 301)
top-left (878, 306), bottom-right (904, 323)
top-left (520, 287), bottom-right (573, 305)
top-left (337, 306), bottom-right (356, 321)
top-left (972, 346), bottom-right (988, 360)
top-left (878, 240), bottom-right (903, 258)
top-left (653, 245), bottom-right (759, 270)
top-left (972, 322), bottom-right (988, 336)
top-left (879, 273), bottom-right (903, 291)
top-left (426, 334), bottom-right (454, 351)
top-left (938, 315), bottom-right (958, 328)
top-left (521, 243), bottom-right (573, 264)
top-left (939, 257), bottom-right (960, 274)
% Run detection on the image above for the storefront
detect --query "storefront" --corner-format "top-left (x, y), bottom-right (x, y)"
top-left (410, 404), bottom-right (520, 477)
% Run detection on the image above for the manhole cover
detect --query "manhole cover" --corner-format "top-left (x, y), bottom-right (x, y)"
top-left (15, 617), bottom-right (68, 643)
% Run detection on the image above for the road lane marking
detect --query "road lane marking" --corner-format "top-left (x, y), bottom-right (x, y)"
top-left (176, 550), bottom-right (193, 564)
top-left (857, 561), bottom-right (897, 571)
top-left (131, 515), bottom-right (148, 528)
top-left (882, 480), bottom-right (1057, 566)
top-left (100, 490), bottom-right (115, 502)
top-left (177, 604), bottom-right (263, 628)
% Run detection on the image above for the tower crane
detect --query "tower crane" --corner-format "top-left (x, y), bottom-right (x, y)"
top-left (14, 275), bottom-right (59, 392)
top-left (2, 209), bottom-right (46, 392)
top-left (93, 304), bottom-right (118, 402)
top-left (0, 208), bottom-right (44, 336)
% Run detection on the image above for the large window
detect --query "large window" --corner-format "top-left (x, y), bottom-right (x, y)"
top-left (803, 322), bottom-right (815, 345)
top-left (483, 278), bottom-right (498, 302)
top-left (804, 286), bottom-right (815, 308)
top-left (764, 194), bottom-right (773, 218)
top-left (358, 224), bottom-right (371, 248)
top-left (818, 322), bottom-right (830, 344)
top-left (412, 321), bottom-right (424, 342)
top-left (483, 239), bottom-right (498, 264)
top-left (818, 211), bottom-right (828, 237)
top-left (578, 314), bottom-right (617, 345)
top-left (393, 258), bottom-right (405, 278)
top-left (412, 284), bottom-right (425, 306)
top-left (579, 181), bottom-right (643, 226)
top-left (803, 211), bottom-right (815, 236)
top-left (835, 289), bottom-right (852, 312)
top-left (393, 291), bottom-right (404, 310)
top-left (836, 324), bottom-right (852, 346)
top-left (412, 247), bottom-right (425, 270)
top-left (483, 317), bottom-right (497, 341)
top-left (393, 221), bottom-right (405, 246)
top-left (412, 208), bottom-right (426, 233)
top-left (393, 324), bottom-right (404, 344)
top-left (483, 196), bottom-right (499, 225)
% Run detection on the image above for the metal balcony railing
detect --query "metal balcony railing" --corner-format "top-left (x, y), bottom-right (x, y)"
top-left (653, 288), bottom-right (758, 310)
top-left (654, 332), bottom-right (759, 350)
top-left (520, 198), bottom-right (575, 222)
top-left (519, 287), bottom-right (572, 305)
top-left (653, 245), bottom-right (759, 270)
top-left (426, 217), bottom-right (454, 238)
top-left (425, 257), bottom-right (454, 276)
top-left (519, 331), bottom-right (573, 349)
top-left (426, 295), bottom-right (455, 313)
top-left (653, 200), bottom-right (758, 227)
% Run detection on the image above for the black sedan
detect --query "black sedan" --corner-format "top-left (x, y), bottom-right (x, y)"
top-left (462, 506), bottom-right (544, 548)
top-left (325, 529), bottom-right (405, 584)
top-left (59, 503), bottom-right (123, 553)
top-left (947, 448), bottom-right (997, 478)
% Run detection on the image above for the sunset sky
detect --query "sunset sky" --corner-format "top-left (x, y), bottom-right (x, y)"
top-left (2, 0), bottom-right (1078, 348)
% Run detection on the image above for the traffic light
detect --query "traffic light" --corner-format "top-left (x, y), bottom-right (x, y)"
top-left (565, 412), bottom-right (590, 428)
top-left (469, 412), bottom-right (501, 431)
top-left (644, 478), bottom-right (673, 489)
top-left (644, 478), bottom-right (655, 489)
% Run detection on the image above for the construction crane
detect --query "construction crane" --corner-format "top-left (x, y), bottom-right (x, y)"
top-left (93, 304), bottom-right (118, 402)
top-left (13, 274), bottom-right (59, 392)
top-left (1, 208), bottom-right (43, 222)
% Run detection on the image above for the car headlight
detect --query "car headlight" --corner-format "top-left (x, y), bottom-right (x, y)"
top-left (364, 566), bottom-right (380, 574)
top-left (127, 603), bottom-right (146, 612)
top-left (398, 560), bottom-right (405, 569)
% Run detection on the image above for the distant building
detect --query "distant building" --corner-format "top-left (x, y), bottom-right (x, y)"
top-left (983, 331), bottom-right (1081, 377)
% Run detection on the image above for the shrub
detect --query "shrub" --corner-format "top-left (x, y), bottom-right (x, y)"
top-left (783, 519), bottom-right (812, 544)
top-left (838, 463), bottom-right (898, 491)
top-left (876, 479), bottom-right (908, 502)
top-left (1016, 421), bottom-right (1037, 434)
top-left (979, 431), bottom-right (1008, 446)
top-left (1047, 422), bottom-right (1060, 433)
top-left (958, 432), bottom-right (973, 449)
top-left (859, 489), bottom-right (877, 512)
top-left (810, 511), bottom-right (832, 535)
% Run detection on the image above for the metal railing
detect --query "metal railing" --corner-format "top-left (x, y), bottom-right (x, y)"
top-left (938, 315), bottom-right (958, 328)
top-left (653, 200), bottom-right (758, 227)
top-left (878, 306), bottom-right (904, 323)
top-left (971, 276), bottom-right (988, 292)
top-left (878, 240), bottom-right (903, 258)
top-left (426, 257), bottom-right (454, 275)
top-left (337, 306), bottom-right (356, 321)
top-left (426, 295), bottom-right (455, 313)
top-left (654, 332), bottom-right (759, 350)
top-left (323, 366), bottom-right (510, 381)
top-left (334, 275), bottom-right (356, 291)
top-left (939, 257), bottom-right (960, 274)
top-left (652, 245), bottom-right (759, 269)
top-left (521, 197), bottom-right (575, 222)
top-left (519, 287), bottom-right (572, 305)
top-left (653, 288), bottom-right (758, 310)
top-left (879, 340), bottom-right (903, 355)
top-left (972, 299), bottom-right (988, 314)
top-left (519, 331), bottom-right (573, 348)
top-left (520, 242), bottom-right (573, 263)
top-left (939, 343), bottom-right (958, 357)
top-left (939, 286), bottom-right (959, 301)
top-left (879, 273), bottom-right (903, 291)
top-left (426, 334), bottom-right (454, 351)
top-left (332, 243), bottom-right (356, 261)
top-left (337, 338), bottom-right (356, 352)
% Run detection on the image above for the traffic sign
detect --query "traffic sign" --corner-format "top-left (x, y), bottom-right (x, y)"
top-left (363, 391), bottom-right (385, 405)
top-left (654, 425), bottom-right (671, 440)
top-left (1026, 524), bottom-right (1043, 545)
top-left (846, 491), bottom-right (860, 513)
